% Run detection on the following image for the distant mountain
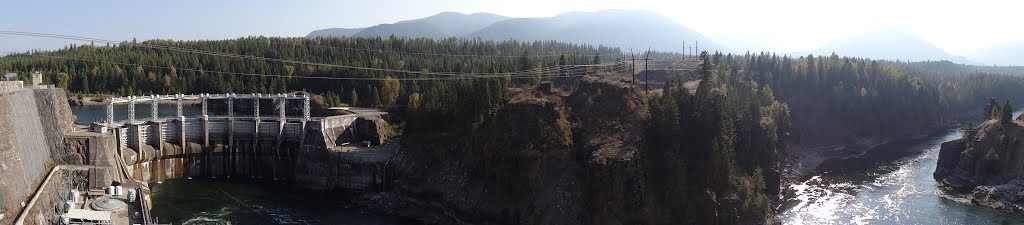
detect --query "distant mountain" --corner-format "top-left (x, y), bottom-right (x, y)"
top-left (306, 28), bottom-right (364, 38)
top-left (710, 34), bottom-right (782, 53)
top-left (307, 10), bottom-right (731, 53)
top-left (467, 10), bottom-right (730, 53)
top-left (963, 42), bottom-right (1024, 66)
top-left (308, 12), bottom-right (510, 39)
top-left (796, 28), bottom-right (974, 64)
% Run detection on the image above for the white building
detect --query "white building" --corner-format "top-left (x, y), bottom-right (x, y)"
top-left (31, 71), bottom-right (42, 87)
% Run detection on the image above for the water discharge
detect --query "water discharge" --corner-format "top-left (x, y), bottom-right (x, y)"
top-left (780, 129), bottom-right (1024, 224)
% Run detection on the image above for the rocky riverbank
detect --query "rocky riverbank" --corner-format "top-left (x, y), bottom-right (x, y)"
top-left (934, 119), bottom-right (1024, 213)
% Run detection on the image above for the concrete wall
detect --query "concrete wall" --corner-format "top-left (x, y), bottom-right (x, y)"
top-left (0, 81), bottom-right (24, 94)
top-left (65, 133), bottom-right (120, 189)
top-left (321, 115), bottom-right (359, 147)
top-left (122, 118), bottom-right (308, 147)
top-left (0, 89), bottom-right (75, 223)
top-left (119, 114), bottom-right (392, 190)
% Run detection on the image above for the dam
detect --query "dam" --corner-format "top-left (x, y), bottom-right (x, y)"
top-left (101, 93), bottom-right (395, 187)
top-left (1, 83), bottom-right (397, 224)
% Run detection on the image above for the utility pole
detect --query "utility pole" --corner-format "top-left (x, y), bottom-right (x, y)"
top-left (643, 48), bottom-right (651, 94)
top-left (630, 49), bottom-right (636, 86)
top-left (682, 41), bottom-right (686, 60)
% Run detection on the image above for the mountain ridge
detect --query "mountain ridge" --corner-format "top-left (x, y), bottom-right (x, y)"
top-left (307, 12), bottom-right (510, 39)
top-left (793, 28), bottom-right (975, 64)
top-left (307, 10), bottom-right (731, 53)
top-left (963, 42), bottom-right (1024, 66)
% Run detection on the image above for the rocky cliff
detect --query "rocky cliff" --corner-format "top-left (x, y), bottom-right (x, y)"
top-left (934, 119), bottom-right (1024, 213)
top-left (0, 88), bottom-right (76, 224)
top-left (377, 77), bottom-right (777, 225)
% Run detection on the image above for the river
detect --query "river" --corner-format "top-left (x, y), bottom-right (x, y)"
top-left (148, 179), bottom-right (411, 225)
top-left (71, 105), bottom-right (414, 225)
top-left (779, 127), bottom-right (1024, 224)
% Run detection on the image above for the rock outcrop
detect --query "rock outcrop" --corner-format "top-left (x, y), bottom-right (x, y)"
top-left (384, 76), bottom-right (778, 225)
top-left (566, 76), bottom-right (650, 225)
top-left (934, 119), bottom-right (1024, 213)
top-left (385, 76), bottom-right (650, 225)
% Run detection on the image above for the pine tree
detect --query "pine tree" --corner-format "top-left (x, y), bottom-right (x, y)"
top-left (349, 89), bottom-right (359, 107)
top-left (962, 122), bottom-right (976, 148)
top-left (986, 97), bottom-right (999, 120)
top-left (1001, 100), bottom-right (1013, 123)
top-left (370, 86), bottom-right (382, 107)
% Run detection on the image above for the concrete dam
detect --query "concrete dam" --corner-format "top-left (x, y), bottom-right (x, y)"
top-left (103, 93), bottom-right (396, 190)
top-left (0, 86), bottom-right (396, 225)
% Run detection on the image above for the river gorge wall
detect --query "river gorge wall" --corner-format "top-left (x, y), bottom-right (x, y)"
top-left (373, 77), bottom-right (779, 225)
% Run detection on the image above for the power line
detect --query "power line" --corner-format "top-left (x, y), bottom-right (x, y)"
top-left (8, 53), bottom-right (628, 81)
top-left (0, 30), bottom-right (624, 64)
top-left (0, 31), bottom-right (689, 81)
top-left (0, 31), bottom-right (627, 78)
top-left (0, 31), bottom-right (655, 84)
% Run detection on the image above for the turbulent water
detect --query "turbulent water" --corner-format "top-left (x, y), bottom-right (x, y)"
top-left (780, 128), bottom-right (1024, 224)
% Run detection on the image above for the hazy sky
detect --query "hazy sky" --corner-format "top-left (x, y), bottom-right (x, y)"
top-left (2, 0), bottom-right (1022, 54)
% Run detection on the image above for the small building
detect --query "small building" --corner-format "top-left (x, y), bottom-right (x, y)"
top-left (64, 208), bottom-right (112, 225)
top-left (31, 71), bottom-right (42, 87)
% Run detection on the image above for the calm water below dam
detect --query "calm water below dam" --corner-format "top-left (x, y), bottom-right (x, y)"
top-left (148, 179), bottom-right (412, 225)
